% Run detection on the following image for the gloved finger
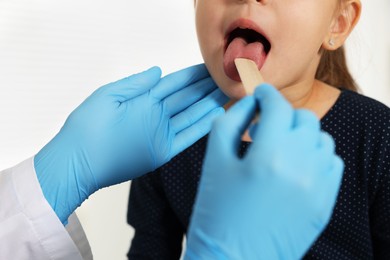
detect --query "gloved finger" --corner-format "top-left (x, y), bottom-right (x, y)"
top-left (170, 88), bottom-right (228, 133)
top-left (250, 84), bottom-right (294, 143)
top-left (292, 109), bottom-right (321, 148)
top-left (171, 106), bottom-right (225, 158)
top-left (165, 77), bottom-right (219, 117)
top-left (153, 64), bottom-right (210, 100)
top-left (293, 109), bottom-right (320, 130)
top-left (317, 155), bottom-right (343, 224)
top-left (206, 96), bottom-right (257, 159)
top-left (327, 156), bottom-right (344, 199)
top-left (316, 132), bottom-right (338, 171)
top-left (326, 156), bottom-right (344, 198)
top-left (98, 66), bottom-right (162, 103)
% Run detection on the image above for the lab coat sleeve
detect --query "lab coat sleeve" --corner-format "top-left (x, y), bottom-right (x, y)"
top-left (0, 157), bottom-right (92, 260)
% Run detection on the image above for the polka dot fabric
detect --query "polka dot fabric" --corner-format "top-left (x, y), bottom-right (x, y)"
top-left (127, 89), bottom-right (390, 259)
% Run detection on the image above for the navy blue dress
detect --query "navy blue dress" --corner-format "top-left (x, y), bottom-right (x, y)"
top-left (127, 90), bottom-right (390, 259)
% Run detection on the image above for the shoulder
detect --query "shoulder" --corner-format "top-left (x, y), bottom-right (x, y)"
top-left (340, 89), bottom-right (390, 110)
top-left (338, 90), bottom-right (390, 117)
top-left (323, 90), bottom-right (390, 187)
top-left (322, 89), bottom-right (390, 156)
top-left (323, 89), bottom-right (390, 129)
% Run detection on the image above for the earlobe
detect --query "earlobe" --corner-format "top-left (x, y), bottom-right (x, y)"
top-left (323, 0), bottom-right (362, 51)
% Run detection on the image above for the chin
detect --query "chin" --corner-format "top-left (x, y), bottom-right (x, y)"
top-left (205, 61), bottom-right (247, 100)
top-left (217, 78), bottom-right (247, 101)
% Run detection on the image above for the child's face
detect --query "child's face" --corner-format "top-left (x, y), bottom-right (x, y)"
top-left (195, 0), bottom-right (340, 100)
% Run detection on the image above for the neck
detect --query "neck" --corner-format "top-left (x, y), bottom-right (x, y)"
top-left (281, 80), bottom-right (341, 119)
top-left (280, 79), bottom-right (318, 109)
top-left (224, 79), bottom-right (341, 142)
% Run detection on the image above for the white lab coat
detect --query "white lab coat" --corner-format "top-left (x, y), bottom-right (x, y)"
top-left (0, 158), bottom-right (92, 260)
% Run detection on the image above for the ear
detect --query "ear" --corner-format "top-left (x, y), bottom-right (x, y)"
top-left (323, 0), bottom-right (362, 50)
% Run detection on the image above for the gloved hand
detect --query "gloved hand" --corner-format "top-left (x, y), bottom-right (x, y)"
top-left (34, 64), bottom-right (228, 224)
top-left (185, 84), bottom-right (344, 260)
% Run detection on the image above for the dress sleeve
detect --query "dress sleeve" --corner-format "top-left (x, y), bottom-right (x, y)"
top-left (370, 167), bottom-right (390, 259)
top-left (127, 171), bottom-right (185, 260)
top-left (370, 123), bottom-right (390, 259)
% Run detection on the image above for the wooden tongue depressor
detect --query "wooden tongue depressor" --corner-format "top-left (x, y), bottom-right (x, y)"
top-left (234, 58), bottom-right (263, 126)
top-left (234, 58), bottom-right (264, 95)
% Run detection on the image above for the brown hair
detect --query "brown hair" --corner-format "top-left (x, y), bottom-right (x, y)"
top-left (316, 47), bottom-right (358, 92)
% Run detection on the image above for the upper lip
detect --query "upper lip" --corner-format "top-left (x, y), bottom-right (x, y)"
top-left (224, 18), bottom-right (270, 52)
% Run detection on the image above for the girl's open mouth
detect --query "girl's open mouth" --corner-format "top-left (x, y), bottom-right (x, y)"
top-left (223, 19), bottom-right (271, 82)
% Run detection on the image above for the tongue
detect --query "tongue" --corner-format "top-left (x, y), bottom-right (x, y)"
top-left (224, 37), bottom-right (266, 81)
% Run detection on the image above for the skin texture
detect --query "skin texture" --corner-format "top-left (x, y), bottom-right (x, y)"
top-left (194, 0), bottom-right (361, 119)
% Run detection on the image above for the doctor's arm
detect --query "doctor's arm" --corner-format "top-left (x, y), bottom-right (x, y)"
top-left (0, 64), bottom-right (227, 260)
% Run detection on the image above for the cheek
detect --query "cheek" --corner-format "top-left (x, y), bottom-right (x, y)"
top-left (194, 2), bottom-right (247, 99)
top-left (207, 65), bottom-right (248, 100)
top-left (285, 7), bottom-right (334, 47)
top-left (195, 9), bottom-right (221, 56)
top-left (267, 11), bottom-right (332, 68)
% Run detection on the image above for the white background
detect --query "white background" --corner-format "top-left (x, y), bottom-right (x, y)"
top-left (1, 1), bottom-right (389, 259)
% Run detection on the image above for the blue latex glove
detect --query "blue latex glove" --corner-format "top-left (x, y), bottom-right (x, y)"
top-left (35, 64), bottom-right (228, 224)
top-left (185, 84), bottom-right (344, 260)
